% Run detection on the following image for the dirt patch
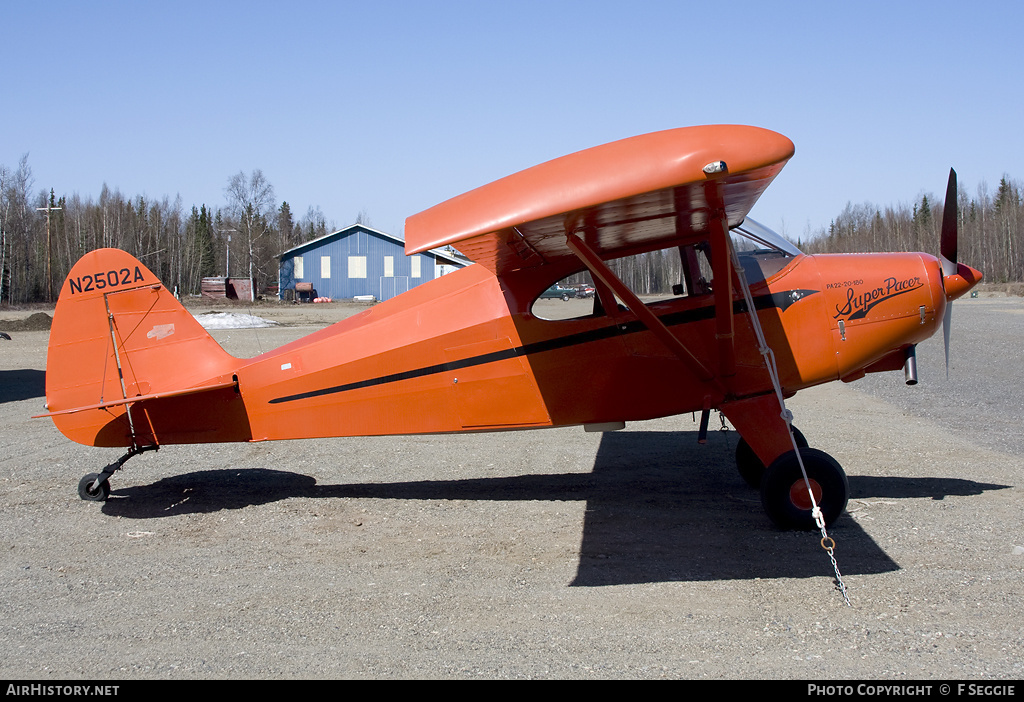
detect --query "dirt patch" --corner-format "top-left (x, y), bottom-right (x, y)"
top-left (976, 282), bottom-right (1024, 297)
top-left (0, 312), bottom-right (52, 332)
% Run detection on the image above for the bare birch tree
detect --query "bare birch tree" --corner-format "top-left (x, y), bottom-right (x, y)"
top-left (225, 169), bottom-right (275, 293)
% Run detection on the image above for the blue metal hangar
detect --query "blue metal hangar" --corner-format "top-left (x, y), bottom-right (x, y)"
top-left (278, 224), bottom-right (470, 302)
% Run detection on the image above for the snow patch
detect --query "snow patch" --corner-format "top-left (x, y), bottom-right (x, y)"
top-left (194, 312), bottom-right (280, 329)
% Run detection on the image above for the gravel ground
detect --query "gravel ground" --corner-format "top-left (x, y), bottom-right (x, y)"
top-left (0, 295), bottom-right (1021, 679)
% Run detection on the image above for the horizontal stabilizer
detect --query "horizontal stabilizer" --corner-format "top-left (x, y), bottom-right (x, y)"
top-left (35, 379), bottom-right (238, 418)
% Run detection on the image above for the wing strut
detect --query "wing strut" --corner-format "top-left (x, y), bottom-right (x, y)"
top-left (705, 181), bottom-right (737, 385)
top-left (564, 230), bottom-right (720, 390)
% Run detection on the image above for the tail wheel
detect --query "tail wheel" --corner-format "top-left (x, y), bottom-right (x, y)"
top-left (761, 448), bottom-right (848, 530)
top-left (78, 473), bottom-right (110, 502)
top-left (735, 426), bottom-right (807, 489)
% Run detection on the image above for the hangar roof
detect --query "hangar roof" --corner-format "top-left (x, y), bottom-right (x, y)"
top-left (279, 223), bottom-right (469, 267)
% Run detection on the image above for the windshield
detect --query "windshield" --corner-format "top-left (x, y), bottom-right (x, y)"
top-left (730, 218), bottom-right (802, 281)
top-left (732, 218), bottom-right (803, 256)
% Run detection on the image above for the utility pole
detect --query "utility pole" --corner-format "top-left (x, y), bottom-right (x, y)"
top-left (217, 226), bottom-right (237, 278)
top-left (37, 195), bottom-right (62, 303)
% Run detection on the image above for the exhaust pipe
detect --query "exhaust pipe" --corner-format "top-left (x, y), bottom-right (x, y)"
top-left (904, 345), bottom-right (918, 386)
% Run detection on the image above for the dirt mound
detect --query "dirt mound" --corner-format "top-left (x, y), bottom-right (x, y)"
top-left (1, 312), bottom-right (53, 332)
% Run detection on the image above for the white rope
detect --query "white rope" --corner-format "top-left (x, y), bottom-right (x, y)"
top-left (727, 237), bottom-right (851, 606)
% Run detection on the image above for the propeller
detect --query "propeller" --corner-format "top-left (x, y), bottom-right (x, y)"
top-left (939, 168), bottom-right (958, 376)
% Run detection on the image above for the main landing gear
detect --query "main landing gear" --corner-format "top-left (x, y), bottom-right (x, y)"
top-left (760, 448), bottom-right (849, 530)
top-left (77, 444), bottom-right (158, 501)
top-left (735, 428), bottom-right (849, 530)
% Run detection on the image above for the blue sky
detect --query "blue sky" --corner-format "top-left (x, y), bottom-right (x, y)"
top-left (3, 1), bottom-right (1021, 244)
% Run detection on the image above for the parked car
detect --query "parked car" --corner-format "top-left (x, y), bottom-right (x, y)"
top-left (539, 285), bottom-right (575, 301)
top-left (574, 284), bottom-right (596, 298)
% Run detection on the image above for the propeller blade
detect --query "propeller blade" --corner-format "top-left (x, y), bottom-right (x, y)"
top-left (940, 168), bottom-right (958, 277)
top-left (943, 303), bottom-right (952, 379)
top-left (940, 168), bottom-right (958, 377)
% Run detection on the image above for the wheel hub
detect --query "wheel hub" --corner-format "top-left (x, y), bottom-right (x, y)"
top-left (789, 478), bottom-right (822, 511)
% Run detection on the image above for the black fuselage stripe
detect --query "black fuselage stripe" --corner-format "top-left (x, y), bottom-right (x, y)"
top-left (267, 290), bottom-right (815, 405)
top-left (268, 349), bottom-right (521, 404)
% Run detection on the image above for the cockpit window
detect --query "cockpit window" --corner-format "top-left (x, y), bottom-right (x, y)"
top-left (530, 218), bottom-right (802, 321)
top-left (531, 274), bottom-right (601, 320)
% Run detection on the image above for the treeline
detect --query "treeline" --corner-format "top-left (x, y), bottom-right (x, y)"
top-left (0, 157), bottom-right (335, 304)
top-left (2, 152), bottom-right (1022, 304)
top-left (802, 175), bottom-right (1023, 283)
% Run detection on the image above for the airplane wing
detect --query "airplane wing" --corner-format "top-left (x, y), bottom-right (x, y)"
top-left (404, 125), bottom-right (794, 275)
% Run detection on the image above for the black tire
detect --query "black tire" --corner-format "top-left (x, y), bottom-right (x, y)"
top-left (760, 447), bottom-right (848, 530)
top-left (561, 293), bottom-right (569, 301)
top-left (78, 473), bottom-right (110, 502)
top-left (735, 426), bottom-right (807, 489)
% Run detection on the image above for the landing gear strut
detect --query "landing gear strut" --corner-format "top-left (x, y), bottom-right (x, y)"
top-left (77, 444), bottom-right (158, 501)
top-left (735, 425), bottom-right (808, 489)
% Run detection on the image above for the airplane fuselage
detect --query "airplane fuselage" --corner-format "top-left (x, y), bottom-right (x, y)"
top-left (228, 248), bottom-right (957, 450)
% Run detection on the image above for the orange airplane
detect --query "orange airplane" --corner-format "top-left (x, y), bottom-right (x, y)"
top-left (40, 125), bottom-right (981, 530)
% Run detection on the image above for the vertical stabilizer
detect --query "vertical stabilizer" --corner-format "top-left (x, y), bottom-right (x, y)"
top-left (45, 249), bottom-right (249, 447)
